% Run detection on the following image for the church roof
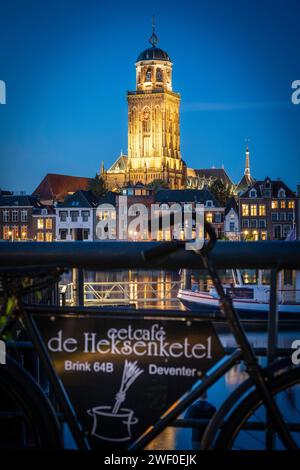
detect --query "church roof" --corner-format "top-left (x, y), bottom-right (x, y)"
top-left (155, 189), bottom-right (221, 206)
top-left (235, 174), bottom-right (255, 195)
top-left (107, 154), bottom-right (128, 173)
top-left (32, 173), bottom-right (91, 202)
top-left (137, 47), bottom-right (171, 62)
top-left (191, 168), bottom-right (233, 187)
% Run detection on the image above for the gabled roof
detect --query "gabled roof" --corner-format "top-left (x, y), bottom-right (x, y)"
top-left (225, 196), bottom-right (239, 215)
top-left (32, 173), bottom-right (91, 202)
top-left (235, 174), bottom-right (255, 195)
top-left (57, 190), bottom-right (100, 208)
top-left (0, 194), bottom-right (42, 208)
top-left (190, 168), bottom-right (233, 187)
top-left (240, 178), bottom-right (296, 198)
top-left (155, 189), bottom-right (221, 206)
top-left (107, 154), bottom-right (128, 173)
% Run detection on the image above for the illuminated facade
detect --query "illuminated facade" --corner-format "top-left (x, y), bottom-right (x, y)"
top-left (105, 22), bottom-right (186, 190)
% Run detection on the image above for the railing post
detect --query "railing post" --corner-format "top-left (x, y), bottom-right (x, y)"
top-left (266, 267), bottom-right (279, 450)
top-left (72, 229), bottom-right (84, 306)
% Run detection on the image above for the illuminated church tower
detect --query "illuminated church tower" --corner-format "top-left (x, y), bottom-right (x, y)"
top-left (126, 19), bottom-right (186, 188)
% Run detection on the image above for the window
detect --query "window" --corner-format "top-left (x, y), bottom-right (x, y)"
top-left (250, 219), bottom-right (257, 228)
top-left (258, 219), bottom-right (266, 228)
top-left (287, 212), bottom-right (294, 221)
top-left (265, 180), bottom-right (271, 189)
top-left (280, 201), bottom-right (286, 209)
top-left (229, 222), bottom-right (235, 232)
top-left (45, 232), bottom-right (53, 242)
top-left (242, 219), bottom-right (249, 228)
top-left (271, 213), bottom-right (279, 221)
top-left (156, 68), bottom-right (163, 82)
top-left (206, 200), bottom-right (213, 208)
top-left (279, 212), bottom-right (286, 221)
top-left (21, 210), bottom-right (27, 222)
top-left (37, 232), bottom-right (44, 242)
top-left (259, 205), bottom-right (266, 216)
top-left (41, 208), bottom-right (47, 215)
top-left (21, 225), bottom-right (27, 239)
top-left (206, 213), bottom-right (213, 223)
top-left (59, 229), bottom-right (67, 240)
top-left (250, 204), bottom-right (257, 216)
top-left (59, 211), bottom-right (67, 222)
top-left (242, 204), bottom-right (249, 216)
top-left (12, 210), bottom-right (18, 222)
top-left (82, 210), bottom-right (90, 222)
top-left (261, 231), bottom-right (267, 241)
top-left (3, 210), bottom-right (9, 222)
top-left (288, 201), bottom-right (295, 209)
top-left (283, 225), bottom-right (292, 238)
top-left (37, 218), bottom-right (44, 229)
top-left (3, 226), bottom-right (9, 240)
top-left (274, 225), bottom-right (282, 239)
top-left (145, 68), bottom-right (152, 81)
top-left (249, 189), bottom-right (257, 198)
top-left (264, 189), bottom-right (271, 198)
top-left (70, 211), bottom-right (79, 222)
top-left (278, 188), bottom-right (286, 198)
top-left (215, 213), bottom-right (222, 223)
top-left (83, 229), bottom-right (89, 240)
top-left (271, 200), bottom-right (278, 209)
top-left (45, 218), bottom-right (52, 229)
top-left (12, 226), bottom-right (18, 239)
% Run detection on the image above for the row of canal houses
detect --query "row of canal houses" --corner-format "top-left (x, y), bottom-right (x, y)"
top-left (0, 173), bottom-right (299, 242)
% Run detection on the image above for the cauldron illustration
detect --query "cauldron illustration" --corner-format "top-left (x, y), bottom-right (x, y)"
top-left (87, 360), bottom-right (143, 442)
top-left (87, 405), bottom-right (138, 442)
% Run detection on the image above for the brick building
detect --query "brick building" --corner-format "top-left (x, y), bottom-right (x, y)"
top-left (239, 177), bottom-right (298, 240)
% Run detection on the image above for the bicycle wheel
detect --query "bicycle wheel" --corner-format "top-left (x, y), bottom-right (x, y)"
top-left (0, 355), bottom-right (62, 448)
top-left (214, 366), bottom-right (300, 450)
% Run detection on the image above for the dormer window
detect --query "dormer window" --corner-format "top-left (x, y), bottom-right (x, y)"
top-left (249, 189), bottom-right (257, 198)
top-left (278, 188), bottom-right (286, 198)
top-left (265, 180), bottom-right (271, 189)
top-left (206, 200), bottom-right (214, 208)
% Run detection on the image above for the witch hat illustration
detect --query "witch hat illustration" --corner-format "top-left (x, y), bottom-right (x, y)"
top-left (87, 360), bottom-right (143, 442)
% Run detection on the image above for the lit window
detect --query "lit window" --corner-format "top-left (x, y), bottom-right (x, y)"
top-left (37, 232), bottom-right (44, 241)
top-left (45, 218), bottom-right (52, 229)
top-left (3, 226), bottom-right (10, 240)
top-left (259, 205), bottom-right (266, 216)
top-left (250, 205), bottom-right (257, 216)
top-left (288, 201), bottom-right (295, 209)
top-left (37, 218), bottom-right (44, 229)
top-left (242, 204), bottom-right (249, 216)
top-left (280, 201), bottom-right (286, 209)
top-left (21, 225), bottom-right (27, 239)
top-left (206, 213), bottom-right (213, 223)
top-left (12, 226), bottom-right (18, 239)
top-left (271, 200), bottom-right (278, 209)
top-left (45, 232), bottom-right (52, 242)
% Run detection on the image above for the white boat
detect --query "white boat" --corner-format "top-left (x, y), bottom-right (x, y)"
top-left (178, 269), bottom-right (300, 320)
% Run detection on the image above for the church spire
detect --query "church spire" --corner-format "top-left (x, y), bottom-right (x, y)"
top-left (245, 140), bottom-right (251, 177)
top-left (149, 14), bottom-right (159, 47)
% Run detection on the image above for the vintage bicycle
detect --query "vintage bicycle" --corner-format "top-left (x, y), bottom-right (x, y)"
top-left (0, 224), bottom-right (300, 450)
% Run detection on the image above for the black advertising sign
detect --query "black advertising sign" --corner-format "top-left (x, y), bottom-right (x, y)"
top-left (34, 313), bottom-right (225, 448)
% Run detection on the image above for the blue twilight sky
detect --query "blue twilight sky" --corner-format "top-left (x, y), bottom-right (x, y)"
top-left (0, 0), bottom-right (299, 193)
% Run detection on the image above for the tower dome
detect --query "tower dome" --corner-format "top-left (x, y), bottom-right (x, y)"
top-left (137, 47), bottom-right (171, 62)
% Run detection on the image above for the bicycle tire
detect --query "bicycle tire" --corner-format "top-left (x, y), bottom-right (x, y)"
top-left (0, 355), bottom-right (63, 448)
top-left (214, 365), bottom-right (300, 449)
